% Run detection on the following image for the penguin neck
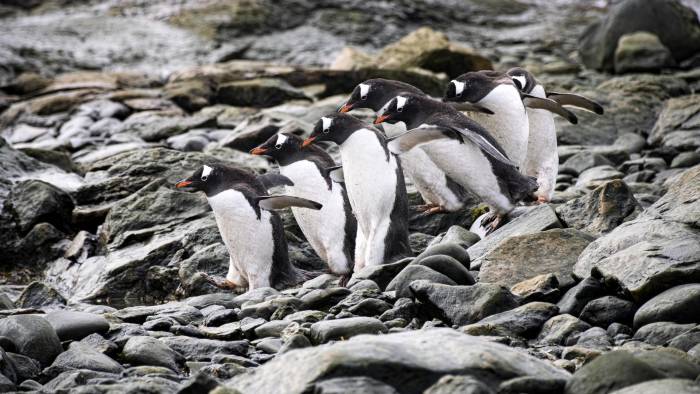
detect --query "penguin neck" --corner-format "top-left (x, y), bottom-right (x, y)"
top-left (404, 99), bottom-right (446, 129)
top-left (275, 145), bottom-right (330, 167)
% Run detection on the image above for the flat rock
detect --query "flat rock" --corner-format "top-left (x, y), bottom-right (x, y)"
top-left (159, 336), bottom-right (249, 361)
top-left (633, 322), bottom-right (696, 346)
top-left (479, 229), bottom-right (594, 289)
top-left (634, 283), bottom-right (700, 329)
top-left (309, 317), bottom-right (387, 344)
top-left (409, 281), bottom-right (519, 326)
top-left (122, 336), bottom-right (185, 372)
top-left (461, 302), bottom-right (559, 339)
top-left (227, 329), bottom-right (570, 394)
top-left (43, 310), bottom-right (109, 341)
top-left (46, 342), bottom-right (123, 376)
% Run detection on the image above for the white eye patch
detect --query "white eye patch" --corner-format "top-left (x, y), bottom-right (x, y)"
top-left (396, 96), bottom-right (407, 111)
top-left (451, 80), bottom-right (465, 96)
top-left (321, 117), bottom-right (332, 132)
top-left (276, 133), bottom-right (288, 146)
top-left (359, 83), bottom-right (370, 98)
top-left (512, 75), bottom-right (527, 90)
top-left (201, 165), bottom-right (212, 180)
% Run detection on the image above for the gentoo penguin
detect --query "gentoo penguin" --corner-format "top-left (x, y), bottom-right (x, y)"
top-left (507, 67), bottom-right (604, 202)
top-left (375, 93), bottom-right (538, 233)
top-left (175, 164), bottom-right (322, 292)
top-left (443, 71), bottom-right (578, 170)
top-left (302, 114), bottom-right (412, 269)
top-left (339, 79), bottom-right (470, 214)
top-left (250, 133), bottom-right (357, 286)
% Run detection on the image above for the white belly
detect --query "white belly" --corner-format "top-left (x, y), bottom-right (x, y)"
top-left (207, 190), bottom-right (274, 284)
top-left (523, 85), bottom-right (558, 201)
top-left (424, 139), bottom-right (512, 213)
top-left (471, 84), bottom-right (529, 169)
top-left (280, 161), bottom-right (349, 267)
top-left (340, 129), bottom-right (398, 233)
top-left (384, 122), bottom-right (463, 210)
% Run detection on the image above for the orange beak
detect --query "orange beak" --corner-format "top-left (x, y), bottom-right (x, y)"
top-left (175, 180), bottom-right (192, 188)
top-left (374, 115), bottom-right (390, 124)
top-left (250, 147), bottom-right (268, 155)
top-left (302, 136), bottom-right (316, 148)
top-left (339, 103), bottom-right (353, 113)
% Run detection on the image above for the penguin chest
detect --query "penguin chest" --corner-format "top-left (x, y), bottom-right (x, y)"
top-left (473, 85), bottom-right (529, 167)
top-left (207, 190), bottom-right (275, 275)
top-left (340, 130), bottom-right (398, 228)
top-left (280, 161), bottom-right (344, 255)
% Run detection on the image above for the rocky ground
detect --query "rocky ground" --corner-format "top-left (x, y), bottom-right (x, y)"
top-left (0, 0), bottom-right (700, 393)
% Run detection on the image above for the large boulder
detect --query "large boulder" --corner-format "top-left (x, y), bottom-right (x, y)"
top-left (565, 350), bottom-right (665, 394)
top-left (226, 329), bottom-right (570, 394)
top-left (0, 315), bottom-right (62, 367)
top-left (610, 379), bottom-right (700, 394)
top-left (5, 179), bottom-right (74, 234)
top-left (309, 317), bottom-right (388, 345)
top-left (633, 284), bottom-right (700, 329)
top-left (217, 78), bottom-right (309, 107)
top-left (613, 32), bottom-right (675, 74)
top-left (43, 310), bottom-right (109, 341)
top-left (579, 0), bottom-right (700, 72)
top-left (648, 95), bottom-right (700, 151)
top-left (479, 229), bottom-right (594, 289)
top-left (574, 165), bottom-right (700, 301)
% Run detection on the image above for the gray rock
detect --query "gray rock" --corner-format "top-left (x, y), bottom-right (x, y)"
top-left (557, 277), bottom-right (607, 316)
top-left (614, 32), bottom-right (675, 73)
top-left (346, 298), bottom-right (393, 317)
top-left (424, 375), bottom-right (494, 394)
top-left (185, 293), bottom-right (241, 309)
top-left (122, 336), bottom-right (185, 372)
top-left (479, 228), bottom-right (594, 289)
top-left (159, 336), bottom-right (249, 361)
top-left (649, 95), bottom-right (700, 151)
top-left (44, 310), bottom-right (109, 341)
top-left (311, 376), bottom-right (400, 394)
top-left (254, 320), bottom-right (291, 338)
top-left (7, 352), bottom-right (40, 383)
top-left (0, 315), bottom-right (62, 367)
top-left (0, 292), bottom-right (14, 310)
top-left (410, 254), bottom-right (474, 286)
top-left (556, 180), bottom-right (641, 236)
top-left (461, 302), bottom-right (559, 339)
top-left (538, 314), bottom-right (592, 346)
top-left (579, 0), bottom-right (700, 71)
top-left (576, 165), bottom-right (624, 189)
top-left (203, 309), bottom-right (238, 327)
top-left (633, 322), bottom-right (696, 346)
top-left (468, 205), bottom-right (562, 263)
top-left (565, 350), bottom-right (665, 394)
top-left (309, 317), bottom-right (387, 344)
top-left (610, 378), bottom-right (700, 394)
top-left (414, 242), bottom-right (470, 269)
top-left (667, 326), bottom-right (700, 351)
top-left (46, 342), bottom-right (123, 376)
top-left (634, 284), bottom-right (700, 329)
top-left (42, 369), bottom-right (120, 392)
top-left (510, 274), bottom-right (560, 304)
top-left (671, 152), bottom-right (700, 169)
top-left (16, 281), bottom-right (67, 309)
top-left (386, 265), bottom-right (456, 298)
top-left (6, 179), bottom-right (74, 234)
top-left (79, 333), bottom-right (118, 356)
top-left (227, 329), bottom-right (570, 394)
top-left (576, 327), bottom-right (613, 348)
top-left (633, 349), bottom-right (700, 380)
top-left (499, 376), bottom-right (568, 394)
top-left (217, 78), bottom-right (309, 108)
top-left (410, 281), bottom-right (519, 326)
top-left (299, 287), bottom-right (351, 311)
top-left (561, 152), bottom-right (614, 175)
top-left (574, 165), bottom-right (700, 301)
top-left (351, 258), bottom-right (412, 290)
top-left (579, 296), bottom-right (636, 328)
top-left (256, 337), bottom-right (283, 354)
top-left (430, 226), bottom-right (481, 249)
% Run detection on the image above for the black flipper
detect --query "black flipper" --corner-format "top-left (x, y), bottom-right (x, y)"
top-left (386, 127), bottom-right (457, 154)
top-left (546, 92), bottom-right (605, 115)
top-left (447, 101), bottom-right (495, 115)
top-left (521, 93), bottom-right (578, 124)
top-left (257, 173), bottom-right (294, 189)
top-left (322, 165), bottom-right (345, 183)
top-left (256, 195), bottom-right (322, 210)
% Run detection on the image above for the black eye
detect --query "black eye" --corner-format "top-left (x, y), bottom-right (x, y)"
top-left (397, 107), bottom-right (403, 112)
top-left (323, 128), bottom-right (329, 134)
top-left (201, 175), bottom-right (208, 181)
top-left (455, 91), bottom-right (462, 97)
top-left (275, 144), bottom-right (282, 149)
top-left (361, 95), bottom-right (367, 100)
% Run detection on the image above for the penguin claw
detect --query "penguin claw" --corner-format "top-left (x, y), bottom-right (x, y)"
top-left (338, 274), bottom-right (351, 287)
top-left (482, 213), bottom-right (504, 236)
top-left (425, 206), bottom-right (447, 215)
top-left (201, 273), bottom-right (245, 292)
top-left (415, 204), bottom-right (437, 212)
top-left (536, 195), bottom-right (549, 204)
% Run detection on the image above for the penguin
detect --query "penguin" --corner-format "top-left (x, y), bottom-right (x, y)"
top-left (250, 133), bottom-right (357, 286)
top-left (339, 79), bottom-right (471, 214)
top-left (374, 93), bottom-right (538, 233)
top-left (507, 67), bottom-right (604, 202)
top-left (443, 71), bottom-right (578, 170)
top-left (302, 113), bottom-right (412, 270)
top-left (175, 164), bottom-right (322, 292)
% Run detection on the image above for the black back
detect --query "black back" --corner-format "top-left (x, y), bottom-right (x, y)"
top-left (345, 79), bottom-right (426, 112)
top-left (444, 70), bottom-right (512, 103)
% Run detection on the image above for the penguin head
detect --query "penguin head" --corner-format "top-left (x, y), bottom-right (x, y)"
top-left (443, 70), bottom-right (511, 104)
top-left (506, 67), bottom-right (536, 94)
top-left (373, 94), bottom-right (423, 126)
top-left (250, 133), bottom-right (302, 162)
top-left (339, 79), bottom-right (424, 113)
top-left (304, 113), bottom-right (367, 147)
top-left (176, 164), bottom-right (255, 196)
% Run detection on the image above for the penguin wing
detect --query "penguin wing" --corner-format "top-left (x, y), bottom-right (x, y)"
top-left (257, 173), bottom-right (294, 189)
top-left (521, 93), bottom-right (578, 124)
top-left (444, 125), bottom-right (517, 167)
top-left (546, 92), bottom-right (605, 115)
top-left (386, 126), bottom-right (455, 154)
top-left (321, 165), bottom-right (345, 183)
top-left (447, 101), bottom-right (495, 115)
top-left (256, 195), bottom-right (323, 210)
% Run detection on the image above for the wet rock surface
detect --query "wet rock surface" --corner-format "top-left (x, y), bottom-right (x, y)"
top-left (0, 0), bottom-right (699, 393)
